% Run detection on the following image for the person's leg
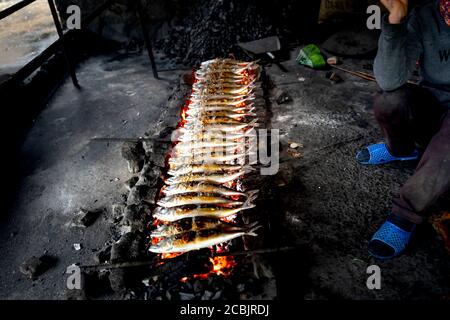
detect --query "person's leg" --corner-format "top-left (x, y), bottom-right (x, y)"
top-left (373, 85), bottom-right (447, 156)
top-left (392, 112), bottom-right (450, 224)
top-left (368, 86), bottom-right (448, 259)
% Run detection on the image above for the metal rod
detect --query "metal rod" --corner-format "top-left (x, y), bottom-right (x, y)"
top-left (0, 0), bottom-right (36, 21)
top-left (47, 0), bottom-right (80, 88)
top-left (136, 0), bottom-right (159, 79)
top-left (80, 246), bottom-right (299, 271)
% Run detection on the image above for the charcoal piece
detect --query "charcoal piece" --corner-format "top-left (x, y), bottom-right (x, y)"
top-left (94, 245), bottom-right (112, 264)
top-left (179, 292), bottom-right (195, 301)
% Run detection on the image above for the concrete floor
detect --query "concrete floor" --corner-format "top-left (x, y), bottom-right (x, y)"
top-left (0, 52), bottom-right (183, 299)
top-left (0, 48), bottom-right (449, 300)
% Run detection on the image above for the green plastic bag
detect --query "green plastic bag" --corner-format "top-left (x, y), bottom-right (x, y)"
top-left (296, 44), bottom-right (326, 69)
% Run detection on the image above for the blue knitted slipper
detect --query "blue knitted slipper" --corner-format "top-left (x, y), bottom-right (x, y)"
top-left (368, 221), bottom-right (414, 260)
top-left (356, 143), bottom-right (419, 165)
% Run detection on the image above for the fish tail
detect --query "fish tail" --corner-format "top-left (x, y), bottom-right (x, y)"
top-left (245, 189), bottom-right (259, 199)
top-left (246, 191), bottom-right (259, 204)
top-left (242, 165), bottom-right (256, 173)
top-left (243, 126), bottom-right (256, 137)
top-left (242, 196), bottom-right (257, 211)
top-left (245, 221), bottom-right (259, 229)
top-left (245, 225), bottom-right (262, 237)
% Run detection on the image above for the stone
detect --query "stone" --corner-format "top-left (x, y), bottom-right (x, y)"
top-left (94, 245), bottom-right (112, 264)
top-left (202, 290), bottom-right (214, 300)
top-left (121, 141), bottom-right (145, 174)
top-left (77, 208), bottom-right (101, 227)
top-left (274, 88), bottom-right (292, 105)
top-left (136, 162), bottom-right (160, 188)
top-left (19, 255), bottom-right (57, 280)
top-left (110, 232), bottom-right (145, 263)
top-left (111, 203), bottom-right (126, 222)
top-left (109, 232), bottom-right (145, 292)
top-left (326, 71), bottom-right (343, 84)
top-left (142, 134), bottom-right (154, 156)
top-left (122, 205), bottom-right (146, 232)
top-left (211, 290), bottom-right (223, 300)
top-left (124, 176), bottom-right (139, 191)
top-left (179, 292), bottom-right (195, 300)
top-left (127, 185), bottom-right (158, 206)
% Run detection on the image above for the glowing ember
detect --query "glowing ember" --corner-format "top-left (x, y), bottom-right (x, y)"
top-left (181, 255), bottom-right (237, 282)
top-left (161, 252), bottom-right (185, 260)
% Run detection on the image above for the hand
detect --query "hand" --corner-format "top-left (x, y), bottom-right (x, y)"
top-left (380, 0), bottom-right (408, 24)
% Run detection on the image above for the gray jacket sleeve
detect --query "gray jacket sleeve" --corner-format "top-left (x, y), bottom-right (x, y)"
top-left (374, 12), bottom-right (423, 91)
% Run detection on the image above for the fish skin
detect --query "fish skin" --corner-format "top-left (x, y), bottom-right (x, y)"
top-left (149, 225), bottom-right (260, 253)
top-left (167, 163), bottom-right (250, 176)
top-left (150, 217), bottom-right (243, 238)
top-left (172, 145), bottom-right (245, 158)
top-left (153, 202), bottom-right (255, 222)
top-left (167, 151), bottom-right (256, 166)
top-left (183, 119), bottom-right (258, 133)
top-left (165, 170), bottom-right (246, 186)
top-left (176, 127), bottom-right (256, 142)
top-left (186, 106), bottom-right (255, 117)
top-left (174, 139), bottom-right (243, 148)
top-left (157, 194), bottom-right (243, 208)
top-left (161, 182), bottom-right (256, 198)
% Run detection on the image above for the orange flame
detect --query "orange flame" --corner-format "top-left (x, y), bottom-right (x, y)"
top-left (161, 252), bottom-right (185, 260)
top-left (180, 256), bottom-right (237, 282)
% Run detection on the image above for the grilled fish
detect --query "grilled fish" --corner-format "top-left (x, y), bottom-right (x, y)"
top-left (167, 163), bottom-right (253, 176)
top-left (150, 217), bottom-right (249, 238)
top-left (149, 225), bottom-right (260, 253)
top-left (153, 197), bottom-right (257, 222)
top-left (157, 194), bottom-right (243, 208)
top-left (167, 150), bottom-right (256, 166)
top-left (165, 170), bottom-right (246, 185)
top-left (161, 182), bottom-right (258, 198)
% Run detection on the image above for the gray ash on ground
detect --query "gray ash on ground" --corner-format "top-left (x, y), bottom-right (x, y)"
top-left (155, 0), bottom-right (276, 65)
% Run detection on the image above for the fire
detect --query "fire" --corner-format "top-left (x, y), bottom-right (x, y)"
top-left (210, 256), bottom-right (236, 277)
top-left (161, 252), bottom-right (185, 260)
top-left (180, 255), bottom-right (237, 282)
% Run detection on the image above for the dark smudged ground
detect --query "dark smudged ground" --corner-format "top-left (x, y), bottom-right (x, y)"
top-left (0, 48), bottom-right (449, 300)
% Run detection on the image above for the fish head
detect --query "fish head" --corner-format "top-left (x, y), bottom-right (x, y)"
top-left (152, 207), bottom-right (171, 219)
top-left (149, 238), bottom-right (175, 253)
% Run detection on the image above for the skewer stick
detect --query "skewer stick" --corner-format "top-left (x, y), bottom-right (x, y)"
top-left (330, 65), bottom-right (418, 85)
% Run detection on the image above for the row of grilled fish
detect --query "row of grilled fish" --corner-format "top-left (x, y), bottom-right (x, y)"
top-left (149, 58), bottom-right (261, 254)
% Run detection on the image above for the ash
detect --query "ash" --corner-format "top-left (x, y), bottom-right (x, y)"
top-left (156, 0), bottom-right (276, 65)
